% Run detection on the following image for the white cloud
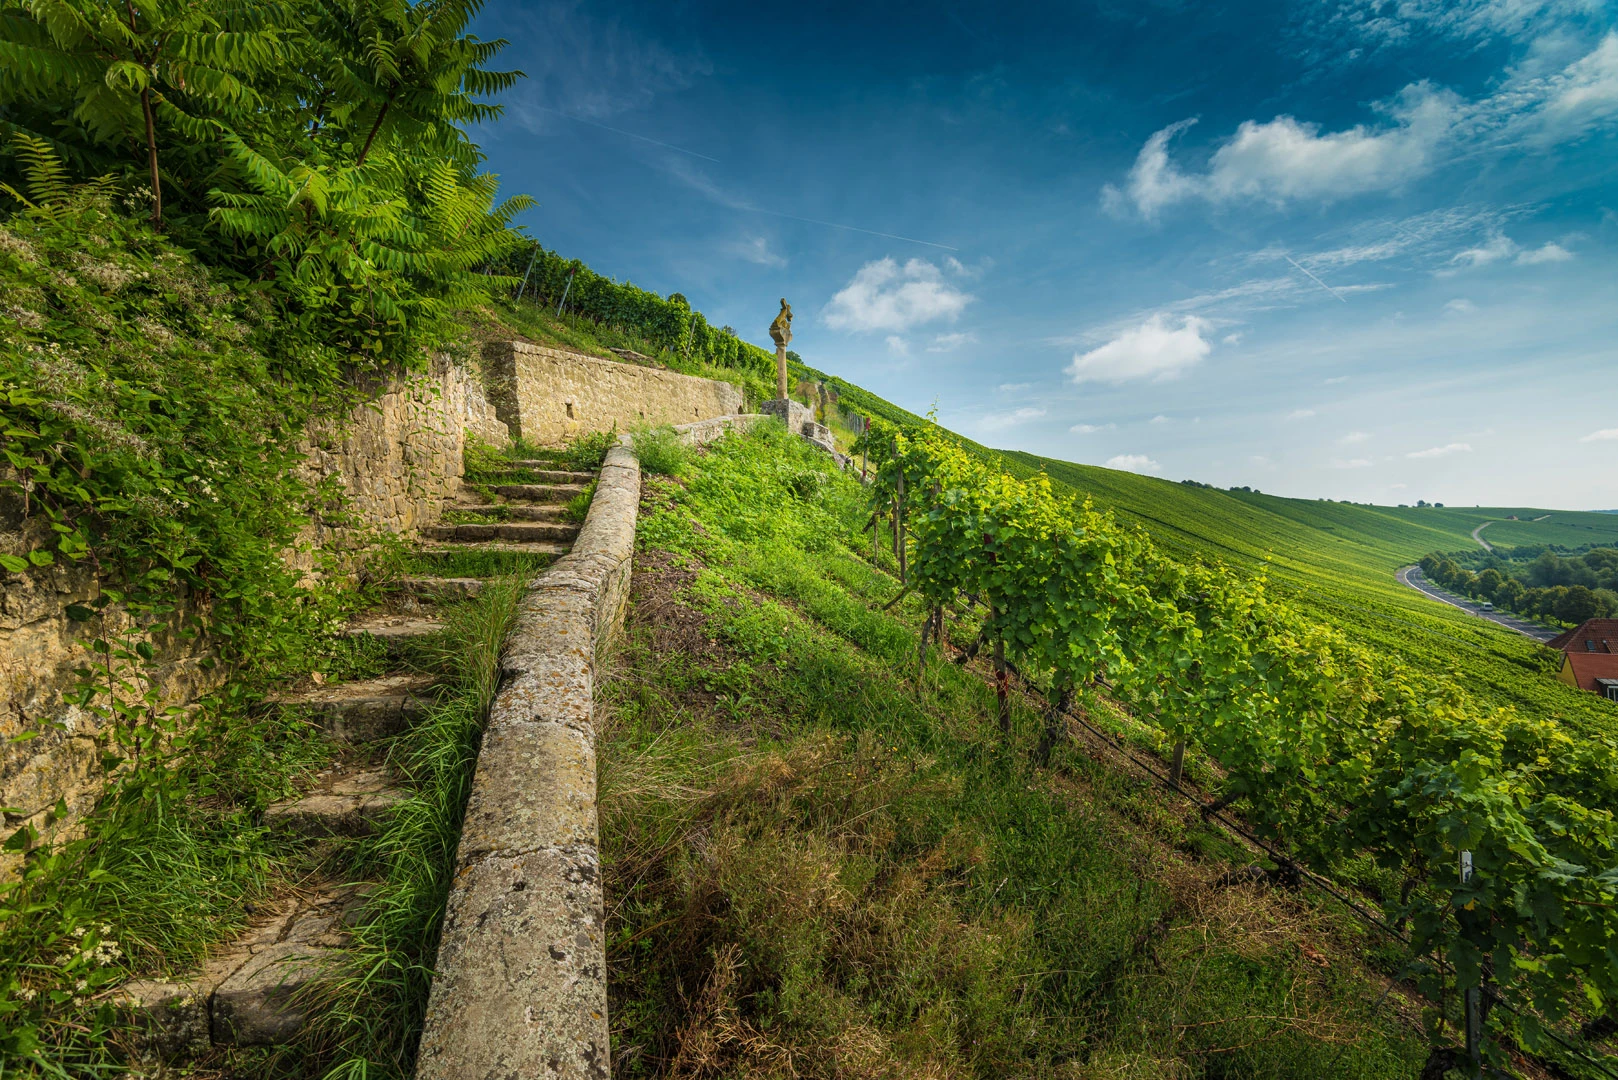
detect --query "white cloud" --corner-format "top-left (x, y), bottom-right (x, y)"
top-left (1444, 298), bottom-right (1477, 314)
top-left (728, 235), bottom-right (786, 268)
top-left (1223, 332), bottom-right (1244, 345)
top-left (1448, 233), bottom-right (1518, 269)
top-left (1106, 454), bottom-right (1162, 474)
top-left (1517, 241), bottom-right (1575, 264)
top-left (1288, 408), bottom-right (1317, 420)
top-left (1543, 32), bottom-right (1618, 129)
top-left (1407, 442), bottom-right (1473, 458)
top-left (1338, 430), bottom-right (1371, 445)
top-left (1580, 428), bottom-right (1618, 443)
top-left (1067, 314), bottom-right (1213, 384)
top-left (1331, 457), bottom-right (1375, 469)
top-left (823, 257), bottom-right (973, 333)
top-left (1106, 85), bottom-right (1456, 215)
top-left (978, 407), bottom-right (1046, 433)
top-left (885, 335), bottom-right (910, 357)
top-left (1325, 375), bottom-right (1351, 384)
top-left (1150, 414), bottom-right (1171, 424)
top-left (997, 381), bottom-right (1031, 393)
top-left (1104, 34), bottom-right (1618, 216)
top-left (928, 331), bottom-right (978, 352)
top-left (1071, 422), bottom-right (1117, 434)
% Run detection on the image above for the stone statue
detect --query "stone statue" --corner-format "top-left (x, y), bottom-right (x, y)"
top-left (768, 298), bottom-right (793, 399)
top-left (769, 298), bottom-right (793, 347)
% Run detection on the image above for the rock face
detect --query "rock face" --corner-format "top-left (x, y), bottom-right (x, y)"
top-left (482, 341), bottom-right (743, 445)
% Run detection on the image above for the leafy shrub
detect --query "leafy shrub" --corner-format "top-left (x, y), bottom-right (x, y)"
top-left (562, 480), bottom-right (596, 523)
top-left (559, 428), bottom-right (617, 472)
top-left (630, 425), bottom-right (688, 477)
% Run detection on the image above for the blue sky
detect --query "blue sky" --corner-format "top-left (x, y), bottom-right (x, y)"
top-left (471, 0), bottom-right (1618, 509)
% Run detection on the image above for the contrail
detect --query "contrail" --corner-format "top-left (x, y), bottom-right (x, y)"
top-left (1285, 255), bottom-right (1348, 303)
top-left (539, 107), bottom-right (722, 163)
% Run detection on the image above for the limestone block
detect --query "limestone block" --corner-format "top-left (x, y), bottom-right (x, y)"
top-left (210, 943), bottom-right (326, 1046)
top-left (416, 848), bottom-right (609, 1080)
top-left (457, 720), bottom-right (596, 859)
top-left (114, 978), bottom-right (215, 1057)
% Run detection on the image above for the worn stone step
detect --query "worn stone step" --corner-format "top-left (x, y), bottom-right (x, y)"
top-left (489, 483), bottom-right (589, 503)
top-left (265, 766), bottom-right (406, 837)
top-left (495, 465), bottom-right (596, 484)
top-left (111, 886), bottom-right (366, 1054)
top-left (420, 521), bottom-right (579, 543)
top-left (272, 673), bottom-right (442, 742)
top-left (384, 575), bottom-right (486, 601)
top-left (445, 504), bottom-right (571, 523)
top-left (344, 612), bottom-right (444, 648)
top-left (415, 540), bottom-right (571, 556)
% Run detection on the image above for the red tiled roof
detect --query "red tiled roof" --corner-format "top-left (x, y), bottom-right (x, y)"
top-left (1562, 651), bottom-right (1618, 693)
top-left (1547, 619), bottom-right (1618, 653)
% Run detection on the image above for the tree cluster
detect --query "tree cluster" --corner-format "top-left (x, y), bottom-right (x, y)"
top-left (1420, 550), bottom-right (1618, 624)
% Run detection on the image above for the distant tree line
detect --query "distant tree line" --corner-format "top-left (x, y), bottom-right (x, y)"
top-left (1420, 547), bottom-right (1618, 624)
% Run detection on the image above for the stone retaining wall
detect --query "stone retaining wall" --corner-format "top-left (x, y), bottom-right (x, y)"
top-left (0, 357), bottom-right (502, 878)
top-left (483, 341), bottom-right (744, 445)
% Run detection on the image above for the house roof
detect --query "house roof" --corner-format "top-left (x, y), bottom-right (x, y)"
top-left (1547, 619), bottom-right (1618, 653)
top-left (1561, 651), bottom-right (1618, 693)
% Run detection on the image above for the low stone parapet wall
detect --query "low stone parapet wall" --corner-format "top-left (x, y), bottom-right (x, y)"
top-left (483, 341), bottom-right (744, 445)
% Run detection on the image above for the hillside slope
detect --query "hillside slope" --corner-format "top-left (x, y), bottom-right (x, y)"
top-left (813, 376), bottom-right (1618, 733)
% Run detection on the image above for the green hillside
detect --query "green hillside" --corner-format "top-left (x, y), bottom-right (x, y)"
top-left (792, 376), bottom-right (1618, 733)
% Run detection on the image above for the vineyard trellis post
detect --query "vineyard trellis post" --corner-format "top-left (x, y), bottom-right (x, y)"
top-left (1461, 849), bottom-right (1484, 1075)
top-left (514, 242), bottom-right (540, 302)
top-left (895, 469), bottom-right (908, 583)
top-left (1169, 739), bottom-right (1186, 789)
top-left (556, 266), bottom-right (577, 316)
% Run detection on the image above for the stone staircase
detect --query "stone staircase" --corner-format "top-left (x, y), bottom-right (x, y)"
top-left (112, 452), bottom-right (598, 1056)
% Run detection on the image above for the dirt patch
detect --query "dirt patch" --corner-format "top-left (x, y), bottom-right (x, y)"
top-left (625, 549), bottom-right (733, 671)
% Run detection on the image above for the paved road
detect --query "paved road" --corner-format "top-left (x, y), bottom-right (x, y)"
top-left (1471, 521), bottom-right (1494, 552)
top-left (1396, 565), bottom-right (1558, 642)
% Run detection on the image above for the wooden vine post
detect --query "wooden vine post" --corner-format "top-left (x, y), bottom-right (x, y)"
top-left (895, 468), bottom-right (908, 583)
top-left (1169, 739), bottom-right (1186, 789)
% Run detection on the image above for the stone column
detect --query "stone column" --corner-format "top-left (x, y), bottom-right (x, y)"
top-left (775, 343), bottom-right (789, 400)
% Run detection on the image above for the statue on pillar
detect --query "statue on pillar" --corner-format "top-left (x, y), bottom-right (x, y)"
top-left (768, 298), bottom-right (793, 400)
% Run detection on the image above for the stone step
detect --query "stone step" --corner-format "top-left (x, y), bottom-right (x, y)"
top-left (384, 575), bottom-right (487, 601)
top-left (489, 483), bottom-right (589, 503)
top-left (271, 673), bottom-right (442, 743)
top-left (344, 612), bottom-right (444, 648)
top-left (416, 540), bottom-right (571, 556)
top-left (498, 465), bottom-right (596, 484)
top-left (445, 504), bottom-right (571, 523)
top-left (265, 767), bottom-right (406, 838)
top-left (112, 886), bottom-right (366, 1053)
top-left (420, 521), bottom-right (580, 543)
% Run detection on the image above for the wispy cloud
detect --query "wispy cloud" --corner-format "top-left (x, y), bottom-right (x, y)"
top-left (1067, 314), bottom-right (1213, 384)
top-left (1150, 414), bottom-right (1172, 424)
top-left (1407, 442), bottom-right (1473, 458)
top-left (1580, 428), bottom-right (1618, 443)
top-left (929, 331), bottom-right (979, 352)
top-left (1338, 430), bottom-right (1371, 444)
top-left (1071, 422), bottom-right (1117, 434)
top-left (1106, 453), bottom-right (1162, 474)
top-left (886, 335), bottom-right (911, 357)
top-left (1331, 457), bottom-right (1375, 469)
top-left (997, 381), bottom-right (1031, 393)
top-left (824, 258), bottom-right (974, 333)
top-left (977, 407), bottom-right (1047, 433)
top-left (1325, 375), bottom-right (1351, 384)
top-left (1518, 241), bottom-right (1575, 264)
top-left (728, 235), bottom-right (786, 268)
top-left (1444, 298), bottom-right (1478, 314)
top-left (1287, 408), bottom-right (1317, 420)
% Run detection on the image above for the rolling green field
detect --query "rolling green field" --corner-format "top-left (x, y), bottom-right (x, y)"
top-left (790, 359), bottom-right (1618, 734)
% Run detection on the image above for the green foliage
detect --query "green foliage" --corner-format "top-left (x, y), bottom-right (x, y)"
top-left (864, 421), bottom-right (1618, 1055)
top-left (0, 182), bottom-right (325, 645)
top-left (491, 243), bottom-right (776, 381)
top-left (560, 480), bottom-right (595, 524)
top-left (629, 424), bottom-right (688, 478)
top-left (604, 426), bottom-right (1426, 1078)
top-left (558, 427), bottom-right (617, 472)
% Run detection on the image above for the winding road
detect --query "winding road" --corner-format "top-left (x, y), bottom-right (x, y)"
top-left (1396, 564), bottom-right (1557, 642)
top-left (1471, 521), bottom-right (1494, 552)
